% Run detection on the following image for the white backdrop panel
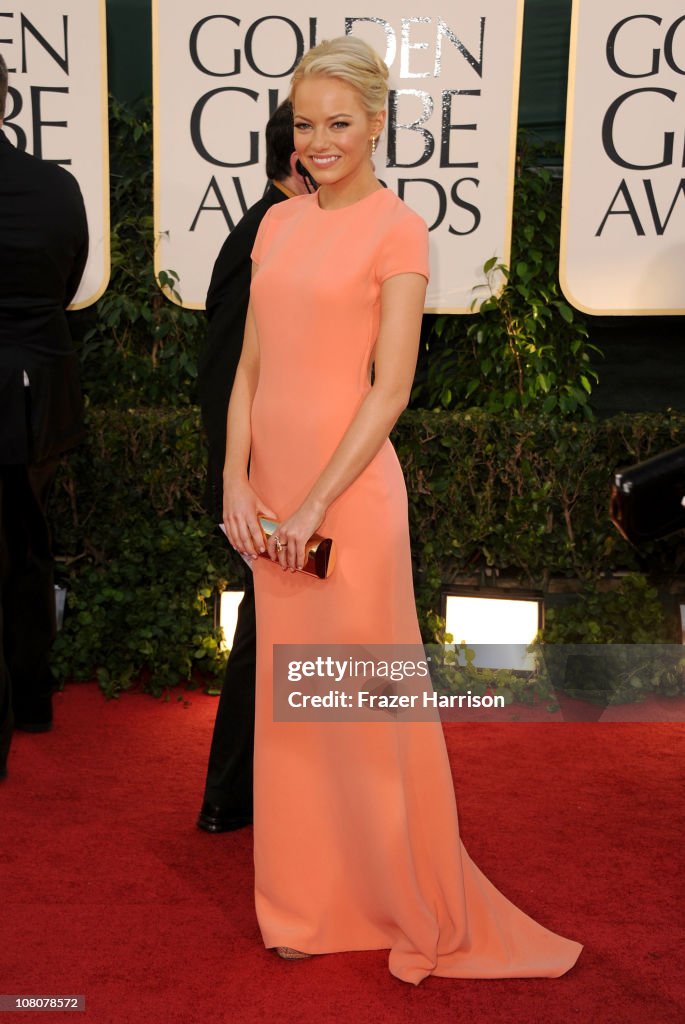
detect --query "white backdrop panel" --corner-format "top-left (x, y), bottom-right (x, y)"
top-left (153, 1), bottom-right (524, 312)
top-left (561, 1), bottom-right (685, 315)
top-left (0, 0), bottom-right (110, 308)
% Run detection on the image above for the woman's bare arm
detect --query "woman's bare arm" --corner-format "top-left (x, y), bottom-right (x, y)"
top-left (222, 295), bottom-right (277, 557)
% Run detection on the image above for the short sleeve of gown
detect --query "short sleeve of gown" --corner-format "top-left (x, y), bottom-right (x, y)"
top-left (376, 210), bottom-right (430, 285)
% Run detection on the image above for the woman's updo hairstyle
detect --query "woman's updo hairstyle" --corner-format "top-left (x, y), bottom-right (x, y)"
top-left (290, 36), bottom-right (389, 115)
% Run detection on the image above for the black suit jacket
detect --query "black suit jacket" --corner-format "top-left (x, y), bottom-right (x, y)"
top-left (0, 130), bottom-right (89, 465)
top-left (198, 182), bottom-right (288, 521)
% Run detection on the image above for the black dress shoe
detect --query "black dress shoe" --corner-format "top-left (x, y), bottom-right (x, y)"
top-left (13, 694), bottom-right (53, 733)
top-left (197, 801), bottom-right (253, 833)
top-left (13, 718), bottom-right (53, 733)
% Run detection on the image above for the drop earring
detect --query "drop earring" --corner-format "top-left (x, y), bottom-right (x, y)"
top-left (370, 136), bottom-right (377, 156)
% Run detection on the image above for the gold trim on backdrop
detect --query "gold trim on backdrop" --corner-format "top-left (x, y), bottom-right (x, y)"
top-left (558, 0), bottom-right (581, 313)
top-left (153, 2), bottom-right (528, 314)
top-left (496, 0), bottom-right (525, 314)
top-left (70, 0), bottom-right (111, 310)
top-left (152, 0), bottom-right (185, 309)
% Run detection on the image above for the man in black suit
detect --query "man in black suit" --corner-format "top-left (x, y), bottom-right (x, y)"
top-left (0, 55), bottom-right (89, 777)
top-left (197, 100), bottom-right (313, 831)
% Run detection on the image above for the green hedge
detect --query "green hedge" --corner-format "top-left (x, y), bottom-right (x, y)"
top-left (50, 407), bottom-right (685, 695)
top-left (50, 409), bottom-right (229, 695)
top-left (394, 409), bottom-right (685, 627)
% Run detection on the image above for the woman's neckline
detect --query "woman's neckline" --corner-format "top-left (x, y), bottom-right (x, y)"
top-left (314, 185), bottom-right (389, 214)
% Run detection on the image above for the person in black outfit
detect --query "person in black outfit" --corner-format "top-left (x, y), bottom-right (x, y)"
top-left (197, 100), bottom-right (313, 831)
top-left (0, 54), bottom-right (89, 777)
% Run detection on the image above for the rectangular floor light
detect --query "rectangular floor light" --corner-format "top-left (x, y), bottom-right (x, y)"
top-left (219, 590), bottom-right (245, 651)
top-left (442, 590), bottom-right (543, 671)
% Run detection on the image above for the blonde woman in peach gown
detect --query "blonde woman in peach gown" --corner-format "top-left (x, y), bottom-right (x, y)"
top-left (222, 37), bottom-right (582, 985)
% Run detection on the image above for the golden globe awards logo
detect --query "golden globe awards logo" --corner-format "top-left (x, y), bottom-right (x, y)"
top-left (153, 2), bottom-right (524, 312)
top-left (186, 14), bottom-right (485, 237)
top-left (598, 12), bottom-right (685, 238)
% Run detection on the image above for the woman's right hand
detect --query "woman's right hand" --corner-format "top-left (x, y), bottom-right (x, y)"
top-left (223, 477), bottom-right (278, 559)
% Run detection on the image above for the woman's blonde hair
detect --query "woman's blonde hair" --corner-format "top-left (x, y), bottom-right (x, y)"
top-left (290, 36), bottom-right (389, 115)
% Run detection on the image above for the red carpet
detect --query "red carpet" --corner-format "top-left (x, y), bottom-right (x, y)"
top-left (1, 684), bottom-right (683, 1024)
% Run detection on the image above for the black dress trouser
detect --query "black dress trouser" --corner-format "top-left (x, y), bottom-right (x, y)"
top-left (0, 460), bottom-right (59, 766)
top-left (202, 567), bottom-right (256, 817)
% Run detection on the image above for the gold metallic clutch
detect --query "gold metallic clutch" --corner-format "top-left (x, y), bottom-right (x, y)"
top-left (258, 517), bottom-right (336, 579)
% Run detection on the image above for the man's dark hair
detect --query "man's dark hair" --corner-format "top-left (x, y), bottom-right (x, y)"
top-left (0, 53), bottom-right (8, 121)
top-left (265, 100), bottom-right (294, 181)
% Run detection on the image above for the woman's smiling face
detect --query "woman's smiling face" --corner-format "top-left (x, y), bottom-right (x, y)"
top-left (292, 76), bottom-right (385, 193)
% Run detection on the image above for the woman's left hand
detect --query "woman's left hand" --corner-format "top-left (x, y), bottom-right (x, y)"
top-left (267, 498), bottom-right (326, 572)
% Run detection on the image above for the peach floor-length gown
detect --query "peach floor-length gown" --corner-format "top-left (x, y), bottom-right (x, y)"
top-left (247, 187), bottom-right (582, 984)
